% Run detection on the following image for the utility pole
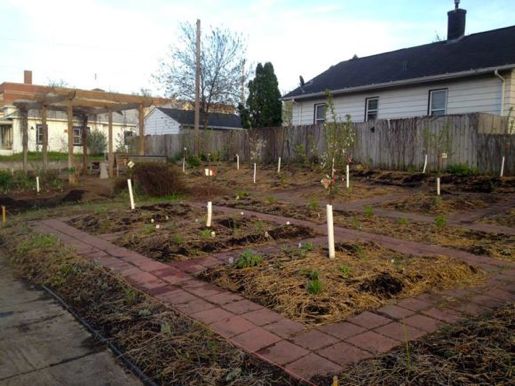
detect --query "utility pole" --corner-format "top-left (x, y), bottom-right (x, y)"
top-left (241, 59), bottom-right (246, 106)
top-left (194, 19), bottom-right (201, 155)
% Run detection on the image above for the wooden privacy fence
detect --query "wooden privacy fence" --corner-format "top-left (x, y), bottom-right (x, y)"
top-left (135, 113), bottom-right (514, 175)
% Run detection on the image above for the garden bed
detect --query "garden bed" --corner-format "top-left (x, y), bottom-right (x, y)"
top-left (381, 192), bottom-right (501, 215)
top-left (479, 208), bottom-right (515, 228)
top-left (68, 202), bottom-right (316, 262)
top-left (199, 242), bottom-right (483, 326)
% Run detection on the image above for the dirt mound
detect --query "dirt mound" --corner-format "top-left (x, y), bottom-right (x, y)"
top-left (0, 189), bottom-right (85, 213)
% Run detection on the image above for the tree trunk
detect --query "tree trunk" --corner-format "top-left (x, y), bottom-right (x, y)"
top-left (20, 107), bottom-right (28, 173)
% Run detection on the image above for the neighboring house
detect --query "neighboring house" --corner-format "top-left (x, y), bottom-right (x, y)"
top-left (282, 3), bottom-right (515, 126)
top-left (145, 107), bottom-right (242, 135)
top-left (0, 73), bottom-right (173, 156)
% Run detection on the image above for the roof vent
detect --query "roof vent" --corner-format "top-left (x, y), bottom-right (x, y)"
top-left (447, 0), bottom-right (466, 40)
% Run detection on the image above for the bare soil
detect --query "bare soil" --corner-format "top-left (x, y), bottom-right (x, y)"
top-left (479, 208), bottom-right (515, 228)
top-left (199, 242), bottom-right (483, 326)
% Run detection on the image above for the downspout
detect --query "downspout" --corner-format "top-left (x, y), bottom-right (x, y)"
top-left (494, 69), bottom-right (505, 115)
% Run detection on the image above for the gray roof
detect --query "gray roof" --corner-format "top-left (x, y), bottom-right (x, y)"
top-left (158, 107), bottom-right (242, 129)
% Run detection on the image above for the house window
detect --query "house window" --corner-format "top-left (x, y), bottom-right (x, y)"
top-left (73, 126), bottom-right (90, 146)
top-left (365, 97), bottom-right (379, 121)
top-left (123, 130), bottom-right (134, 145)
top-left (314, 103), bottom-right (326, 125)
top-left (36, 124), bottom-right (46, 145)
top-left (0, 125), bottom-right (13, 150)
top-left (429, 89), bottom-right (448, 116)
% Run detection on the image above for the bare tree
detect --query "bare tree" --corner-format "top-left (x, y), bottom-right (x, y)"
top-left (156, 22), bottom-right (247, 129)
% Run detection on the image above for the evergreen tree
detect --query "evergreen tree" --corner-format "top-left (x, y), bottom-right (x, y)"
top-left (241, 62), bottom-right (282, 128)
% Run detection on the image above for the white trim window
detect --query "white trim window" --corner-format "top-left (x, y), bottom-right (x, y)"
top-left (429, 89), bottom-right (448, 116)
top-left (36, 124), bottom-right (46, 145)
top-left (365, 97), bottom-right (379, 121)
top-left (314, 103), bottom-right (326, 125)
top-left (73, 126), bottom-right (90, 146)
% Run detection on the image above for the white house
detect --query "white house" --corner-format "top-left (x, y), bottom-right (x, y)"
top-left (282, 2), bottom-right (515, 127)
top-left (145, 107), bottom-right (242, 135)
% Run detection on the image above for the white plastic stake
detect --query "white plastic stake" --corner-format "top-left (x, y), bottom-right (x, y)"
top-left (236, 154), bottom-right (240, 170)
top-left (422, 154), bottom-right (428, 173)
top-left (436, 177), bottom-right (441, 196)
top-left (327, 204), bottom-right (335, 259)
top-left (206, 201), bottom-right (212, 227)
top-left (500, 156), bottom-right (505, 177)
top-left (346, 164), bottom-right (350, 189)
top-left (127, 179), bottom-right (135, 210)
top-left (182, 157), bottom-right (185, 173)
top-left (36, 176), bottom-right (40, 193)
top-left (277, 157), bottom-right (281, 174)
top-left (331, 158), bottom-right (335, 178)
top-left (253, 163), bottom-right (257, 183)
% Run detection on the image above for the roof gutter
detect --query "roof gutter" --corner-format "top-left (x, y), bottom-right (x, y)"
top-left (282, 64), bottom-right (515, 101)
top-left (494, 69), bottom-right (506, 115)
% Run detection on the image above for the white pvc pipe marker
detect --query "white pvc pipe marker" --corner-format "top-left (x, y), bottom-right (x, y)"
top-left (277, 157), bottom-right (281, 174)
top-left (500, 156), bottom-right (505, 177)
top-left (436, 177), bottom-right (441, 196)
top-left (253, 163), bottom-right (257, 183)
top-left (346, 164), bottom-right (350, 189)
top-left (236, 154), bottom-right (240, 170)
top-left (206, 201), bottom-right (212, 227)
top-left (331, 158), bottom-right (335, 178)
top-left (36, 176), bottom-right (40, 193)
top-left (182, 157), bottom-right (185, 173)
top-left (127, 179), bottom-right (135, 210)
top-left (326, 204), bottom-right (335, 259)
top-left (422, 154), bottom-right (428, 173)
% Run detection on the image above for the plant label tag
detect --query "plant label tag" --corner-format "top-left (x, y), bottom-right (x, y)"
top-left (441, 153), bottom-right (448, 159)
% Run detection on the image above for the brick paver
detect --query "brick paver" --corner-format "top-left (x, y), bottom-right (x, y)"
top-left (291, 329), bottom-right (340, 351)
top-left (347, 311), bottom-right (391, 329)
top-left (263, 319), bottom-right (305, 338)
top-left (210, 316), bottom-right (256, 338)
top-left (191, 307), bottom-right (234, 325)
top-left (241, 308), bottom-right (283, 326)
top-left (256, 340), bottom-right (309, 366)
top-left (421, 307), bottom-right (463, 323)
top-left (374, 322), bottom-right (426, 341)
top-left (346, 331), bottom-right (400, 354)
top-left (231, 328), bottom-right (282, 352)
top-left (318, 341), bottom-right (373, 367)
top-left (377, 304), bottom-right (415, 319)
top-left (285, 353), bottom-right (342, 381)
top-left (402, 314), bottom-right (443, 333)
top-left (222, 299), bottom-right (264, 314)
top-left (318, 321), bottom-right (366, 340)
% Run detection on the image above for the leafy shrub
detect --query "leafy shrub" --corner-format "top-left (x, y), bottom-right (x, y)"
top-left (0, 170), bottom-right (63, 193)
top-left (132, 162), bottom-right (186, 197)
top-left (87, 129), bottom-right (107, 155)
top-left (446, 164), bottom-right (479, 176)
top-left (0, 171), bottom-right (13, 192)
top-left (339, 265), bottom-right (352, 278)
top-left (306, 270), bottom-right (323, 294)
top-left (234, 249), bottom-right (263, 268)
top-left (187, 155), bottom-right (201, 167)
top-left (364, 205), bottom-right (374, 218)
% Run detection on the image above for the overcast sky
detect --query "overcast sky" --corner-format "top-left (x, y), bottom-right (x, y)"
top-left (1, 0), bottom-right (514, 97)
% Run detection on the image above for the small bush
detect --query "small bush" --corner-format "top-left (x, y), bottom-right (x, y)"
top-left (364, 205), bottom-right (374, 218)
top-left (132, 162), bottom-right (186, 197)
top-left (339, 264), bottom-right (352, 278)
top-left (87, 129), bottom-right (107, 155)
top-left (306, 271), bottom-right (323, 294)
top-left (187, 155), bottom-right (201, 167)
top-left (234, 250), bottom-right (263, 268)
top-left (447, 164), bottom-right (479, 176)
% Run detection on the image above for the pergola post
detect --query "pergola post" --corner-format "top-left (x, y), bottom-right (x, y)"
top-left (108, 111), bottom-right (114, 177)
top-left (20, 106), bottom-right (28, 173)
top-left (67, 100), bottom-right (75, 183)
top-left (81, 114), bottom-right (89, 175)
top-left (138, 103), bottom-right (144, 155)
top-left (41, 104), bottom-right (48, 171)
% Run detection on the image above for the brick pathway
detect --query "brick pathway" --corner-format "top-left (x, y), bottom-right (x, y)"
top-left (32, 204), bottom-right (515, 385)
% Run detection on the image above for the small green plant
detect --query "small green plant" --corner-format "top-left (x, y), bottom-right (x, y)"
top-left (300, 242), bottom-right (314, 253)
top-left (235, 190), bottom-right (249, 199)
top-left (306, 270), bottom-right (323, 294)
top-left (398, 217), bottom-right (409, 226)
top-left (364, 205), bottom-right (374, 218)
top-left (351, 216), bottom-right (361, 230)
top-left (434, 214), bottom-right (447, 230)
top-left (186, 154), bottom-right (201, 167)
top-left (234, 249), bottom-right (263, 268)
top-left (351, 244), bottom-right (367, 259)
top-left (265, 196), bottom-right (277, 204)
top-left (160, 321), bottom-right (172, 335)
top-left (199, 228), bottom-right (213, 239)
top-left (446, 163), bottom-right (479, 176)
top-left (339, 264), bottom-right (352, 278)
top-left (307, 196), bottom-right (320, 212)
top-left (124, 287), bottom-right (138, 305)
top-left (171, 234), bottom-right (184, 244)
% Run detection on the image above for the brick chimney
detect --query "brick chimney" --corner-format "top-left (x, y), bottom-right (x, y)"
top-left (24, 70), bottom-right (32, 84)
top-left (447, 0), bottom-right (466, 40)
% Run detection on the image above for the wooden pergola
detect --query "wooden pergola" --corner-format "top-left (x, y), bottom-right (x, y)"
top-left (13, 88), bottom-right (155, 180)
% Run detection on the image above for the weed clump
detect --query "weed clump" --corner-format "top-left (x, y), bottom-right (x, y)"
top-left (234, 249), bottom-right (263, 268)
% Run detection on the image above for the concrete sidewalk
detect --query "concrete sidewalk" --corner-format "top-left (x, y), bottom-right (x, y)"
top-left (0, 253), bottom-right (141, 386)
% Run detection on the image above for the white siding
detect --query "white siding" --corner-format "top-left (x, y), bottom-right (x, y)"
top-left (291, 75), bottom-right (504, 124)
top-left (144, 108), bottom-right (180, 135)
